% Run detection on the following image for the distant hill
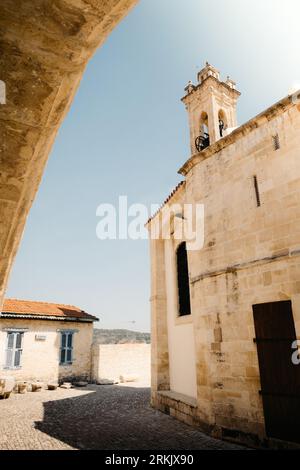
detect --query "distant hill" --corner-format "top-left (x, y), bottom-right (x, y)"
top-left (93, 328), bottom-right (151, 345)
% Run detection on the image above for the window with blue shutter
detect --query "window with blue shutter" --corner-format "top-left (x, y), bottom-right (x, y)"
top-left (5, 332), bottom-right (24, 369)
top-left (60, 331), bottom-right (73, 365)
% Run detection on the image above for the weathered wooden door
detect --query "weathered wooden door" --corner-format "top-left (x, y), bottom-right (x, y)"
top-left (253, 300), bottom-right (300, 443)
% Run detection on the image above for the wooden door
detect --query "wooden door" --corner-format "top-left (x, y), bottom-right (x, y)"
top-left (253, 300), bottom-right (300, 443)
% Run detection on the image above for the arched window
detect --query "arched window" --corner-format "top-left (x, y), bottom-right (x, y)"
top-left (176, 242), bottom-right (191, 316)
top-left (218, 109), bottom-right (228, 138)
top-left (200, 111), bottom-right (209, 138)
top-left (195, 112), bottom-right (210, 152)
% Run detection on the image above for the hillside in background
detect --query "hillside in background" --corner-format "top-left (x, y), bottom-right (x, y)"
top-left (93, 328), bottom-right (151, 344)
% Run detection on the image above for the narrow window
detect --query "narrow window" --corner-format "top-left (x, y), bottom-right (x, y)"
top-left (60, 332), bottom-right (74, 365)
top-left (253, 175), bottom-right (261, 207)
top-left (5, 332), bottom-right (23, 369)
top-left (273, 133), bottom-right (280, 150)
top-left (218, 110), bottom-right (228, 138)
top-left (176, 242), bottom-right (191, 316)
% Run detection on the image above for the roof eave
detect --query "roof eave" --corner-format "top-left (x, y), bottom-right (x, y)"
top-left (0, 313), bottom-right (99, 322)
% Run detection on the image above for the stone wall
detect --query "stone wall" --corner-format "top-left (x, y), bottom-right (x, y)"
top-left (0, 319), bottom-right (93, 383)
top-left (92, 343), bottom-right (150, 385)
top-left (149, 98), bottom-right (300, 447)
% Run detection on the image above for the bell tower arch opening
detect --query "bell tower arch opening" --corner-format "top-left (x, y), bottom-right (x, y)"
top-left (195, 111), bottom-right (210, 152)
top-left (218, 109), bottom-right (228, 138)
top-left (200, 111), bottom-right (209, 136)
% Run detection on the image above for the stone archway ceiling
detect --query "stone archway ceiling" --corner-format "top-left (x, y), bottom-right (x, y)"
top-left (0, 0), bottom-right (139, 305)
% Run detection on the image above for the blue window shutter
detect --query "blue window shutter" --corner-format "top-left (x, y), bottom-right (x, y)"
top-left (7, 332), bottom-right (14, 349)
top-left (14, 349), bottom-right (21, 367)
top-left (5, 348), bottom-right (13, 368)
top-left (60, 331), bottom-right (74, 364)
top-left (5, 333), bottom-right (14, 367)
top-left (5, 331), bottom-right (24, 368)
top-left (66, 349), bottom-right (72, 362)
top-left (60, 349), bottom-right (66, 364)
top-left (16, 332), bottom-right (23, 349)
top-left (67, 333), bottom-right (72, 348)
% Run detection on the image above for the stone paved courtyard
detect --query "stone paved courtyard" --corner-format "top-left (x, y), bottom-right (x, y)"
top-left (0, 384), bottom-right (245, 450)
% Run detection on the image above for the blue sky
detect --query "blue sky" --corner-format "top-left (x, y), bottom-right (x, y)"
top-left (6, 0), bottom-right (300, 331)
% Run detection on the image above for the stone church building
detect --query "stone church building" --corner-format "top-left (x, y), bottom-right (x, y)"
top-left (147, 63), bottom-right (300, 447)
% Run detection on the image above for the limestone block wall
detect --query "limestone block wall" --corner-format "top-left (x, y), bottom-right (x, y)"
top-left (190, 258), bottom-right (300, 443)
top-left (92, 343), bottom-right (150, 385)
top-left (150, 99), bottom-right (300, 446)
top-left (150, 238), bottom-right (170, 395)
top-left (185, 102), bottom-right (300, 439)
top-left (0, 319), bottom-right (93, 383)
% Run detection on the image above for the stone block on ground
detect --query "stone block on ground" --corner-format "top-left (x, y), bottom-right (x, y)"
top-left (73, 381), bottom-right (88, 387)
top-left (119, 374), bottom-right (139, 383)
top-left (0, 377), bottom-right (16, 398)
top-left (17, 382), bottom-right (27, 394)
top-left (97, 378), bottom-right (118, 385)
top-left (60, 382), bottom-right (72, 389)
top-left (47, 382), bottom-right (58, 391)
top-left (31, 382), bottom-right (43, 392)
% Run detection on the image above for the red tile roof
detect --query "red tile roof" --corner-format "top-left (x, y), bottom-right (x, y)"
top-left (1, 299), bottom-right (98, 322)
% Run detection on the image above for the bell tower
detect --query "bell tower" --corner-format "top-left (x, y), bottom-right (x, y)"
top-left (182, 63), bottom-right (241, 155)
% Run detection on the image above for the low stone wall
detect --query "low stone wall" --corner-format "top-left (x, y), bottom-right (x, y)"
top-left (151, 390), bottom-right (300, 449)
top-left (92, 343), bottom-right (150, 385)
top-left (153, 390), bottom-right (199, 428)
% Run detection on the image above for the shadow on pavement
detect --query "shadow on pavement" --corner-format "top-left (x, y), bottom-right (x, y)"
top-left (34, 384), bottom-right (242, 450)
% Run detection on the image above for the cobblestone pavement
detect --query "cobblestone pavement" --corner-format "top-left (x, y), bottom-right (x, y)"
top-left (0, 384), bottom-right (245, 450)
